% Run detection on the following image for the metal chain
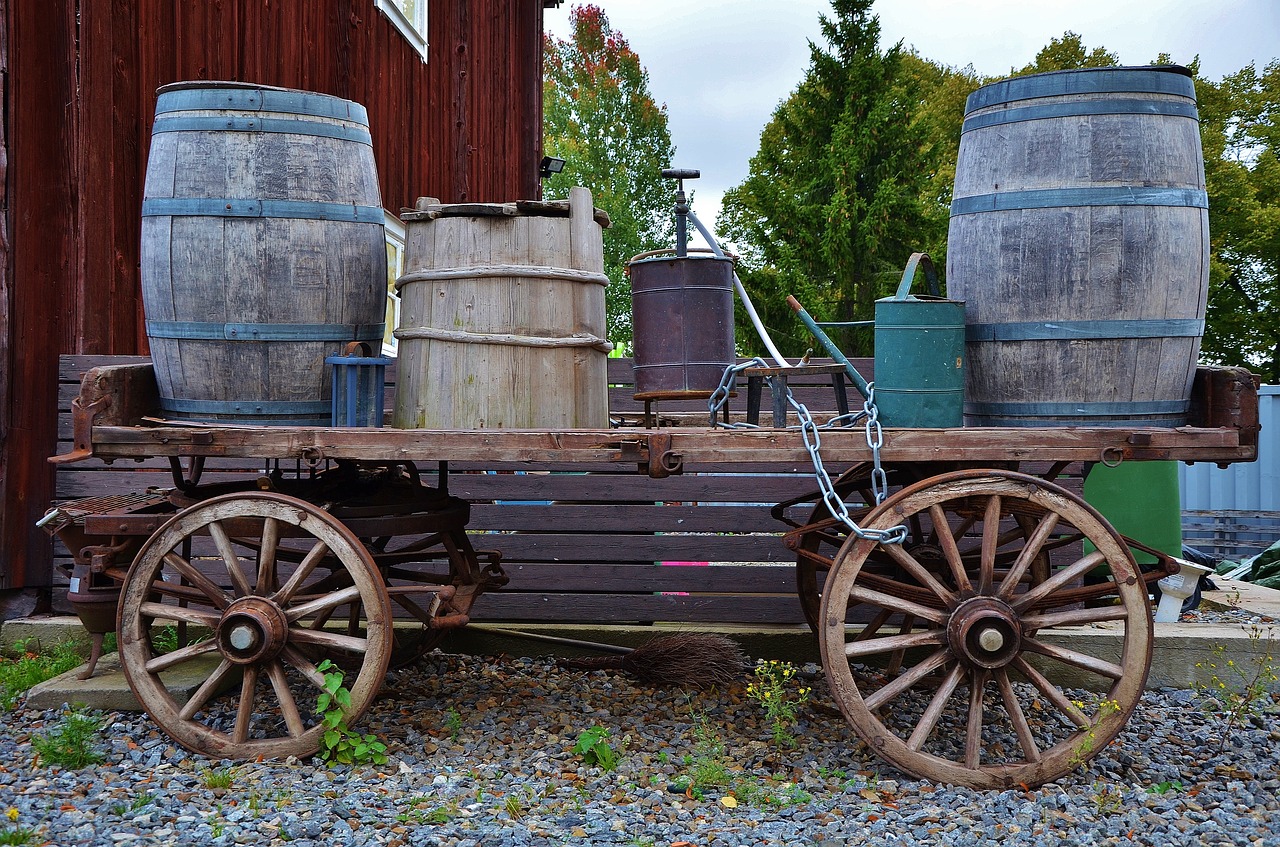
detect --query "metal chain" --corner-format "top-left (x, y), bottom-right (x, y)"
top-left (709, 363), bottom-right (906, 545)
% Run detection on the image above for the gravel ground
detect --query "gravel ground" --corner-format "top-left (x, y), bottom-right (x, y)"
top-left (1, 651), bottom-right (1278, 847)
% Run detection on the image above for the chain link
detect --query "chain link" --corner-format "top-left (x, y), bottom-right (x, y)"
top-left (709, 363), bottom-right (906, 545)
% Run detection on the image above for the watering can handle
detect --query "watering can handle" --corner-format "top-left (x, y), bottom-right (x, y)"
top-left (895, 252), bottom-right (941, 300)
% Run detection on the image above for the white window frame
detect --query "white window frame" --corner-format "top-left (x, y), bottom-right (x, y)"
top-left (374, 0), bottom-right (427, 62)
top-left (383, 211), bottom-right (406, 357)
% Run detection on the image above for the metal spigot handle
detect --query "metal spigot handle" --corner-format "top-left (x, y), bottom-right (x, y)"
top-left (662, 170), bottom-right (699, 257)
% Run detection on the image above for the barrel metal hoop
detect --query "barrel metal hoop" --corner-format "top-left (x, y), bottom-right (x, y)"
top-left (966, 319), bottom-right (1204, 341)
top-left (154, 88), bottom-right (369, 125)
top-left (965, 68), bottom-right (1196, 113)
top-left (962, 98), bottom-right (1199, 133)
top-left (146, 321), bottom-right (385, 342)
top-left (950, 187), bottom-right (1208, 216)
top-left (158, 397), bottom-right (333, 417)
top-left (395, 264), bottom-right (611, 290)
top-left (151, 115), bottom-right (373, 145)
top-left (142, 198), bottom-right (385, 223)
top-left (394, 325), bottom-right (614, 353)
top-left (965, 400), bottom-right (1191, 416)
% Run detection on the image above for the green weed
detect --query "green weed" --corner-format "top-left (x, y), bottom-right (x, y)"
top-left (1194, 625), bottom-right (1278, 750)
top-left (315, 660), bottom-right (388, 767)
top-left (0, 640), bottom-right (84, 709)
top-left (0, 827), bottom-right (38, 846)
top-left (31, 708), bottom-right (104, 769)
top-left (745, 659), bottom-right (811, 747)
top-left (572, 726), bottom-right (618, 771)
top-left (199, 766), bottom-right (238, 790)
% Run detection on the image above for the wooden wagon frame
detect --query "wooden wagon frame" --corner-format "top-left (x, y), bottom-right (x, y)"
top-left (46, 358), bottom-right (1260, 789)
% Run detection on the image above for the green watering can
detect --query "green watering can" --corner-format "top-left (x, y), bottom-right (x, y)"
top-left (787, 252), bottom-right (965, 428)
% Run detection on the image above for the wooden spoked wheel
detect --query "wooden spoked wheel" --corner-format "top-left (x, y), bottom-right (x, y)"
top-left (118, 492), bottom-right (392, 760)
top-left (818, 469), bottom-right (1153, 789)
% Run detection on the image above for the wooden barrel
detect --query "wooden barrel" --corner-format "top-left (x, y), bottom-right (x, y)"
top-left (392, 187), bottom-right (611, 429)
top-left (947, 66), bottom-right (1208, 428)
top-left (141, 82), bottom-right (387, 425)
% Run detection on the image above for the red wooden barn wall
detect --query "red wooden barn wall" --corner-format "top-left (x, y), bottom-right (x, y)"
top-left (0, 0), bottom-right (551, 592)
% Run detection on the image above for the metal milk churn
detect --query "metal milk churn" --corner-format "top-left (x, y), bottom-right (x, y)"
top-left (872, 253), bottom-right (965, 428)
top-left (627, 169), bottom-right (736, 401)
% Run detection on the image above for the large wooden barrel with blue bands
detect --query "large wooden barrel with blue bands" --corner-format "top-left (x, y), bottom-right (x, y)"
top-left (947, 66), bottom-right (1207, 428)
top-left (141, 82), bottom-right (386, 425)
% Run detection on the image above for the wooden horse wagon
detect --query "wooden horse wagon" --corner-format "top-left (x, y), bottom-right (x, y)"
top-left (41, 66), bottom-right (1252, 791)
top-left (44, 358), bottom-right (1259, 790)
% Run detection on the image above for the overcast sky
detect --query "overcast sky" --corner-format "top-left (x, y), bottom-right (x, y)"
top-left (544, 0), bottom-right (1278, 242)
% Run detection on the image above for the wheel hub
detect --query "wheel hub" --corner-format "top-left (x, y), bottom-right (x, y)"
top-left (947, 596), bottom-right (1022, 669)
top-left (216, 597), bottom-right (290, 665)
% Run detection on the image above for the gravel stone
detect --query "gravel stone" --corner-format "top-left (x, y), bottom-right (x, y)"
top-left (0, 651), bottom-right (1277, 846)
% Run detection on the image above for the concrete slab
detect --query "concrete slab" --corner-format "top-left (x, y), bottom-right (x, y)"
top-left (6, 584), bottom-right (1277, 712)
top-left (23, 652), bottom-right (231, 712)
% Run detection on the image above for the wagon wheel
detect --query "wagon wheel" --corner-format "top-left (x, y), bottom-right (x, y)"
top-left (117, 492), bottom-right (392, 761)
top-left (818, 469), bottom-right (1152, 789)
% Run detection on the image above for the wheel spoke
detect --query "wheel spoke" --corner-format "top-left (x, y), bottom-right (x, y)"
top-left (1022, 637), bottom-right (1125, 681)
top-left (256, 517), bottom-right (281, 595)
top-left (1021, 605), bottom-right (1128, 631)
top-left (280, 646), bottom-right (329, 692)
top-left (846, 586), bottom-right (949, 626)
top-left (208, 520), bottom-right (253, 599)
top-left (863, 647), bottom-right (951, 712)
top-left (964, 669), bottom-right (987, 769)
top-left (271, 539), bottom-right (332, 605)
top-left (162, 552), bottom-right (231, 610)
top-left (1011, 655), bottom-right (1089, 727)
top-left (929, 505), bottom-right (972, 593)
top-left (845, 628), bottom-right (945, 659)
top-left (886, 614), bottom-right (916, 676)
top-left (286, 627), bottom-right (368, 655)
top-left (178, 659), bottom-right (238, 721)
top-left (995, 669), bottom-right (1042, 763)
top-left (978, 495), bottom-right (1001, 593)
top-left (907, 662), bottom-right (964, 751)
top-left (265, 660), bottom-right (306, 738)
top-left (284, 585), bottom-right (363, 622)
top-left (233, 665), bottom-right (260, 744)
top-left (1012, 551), bottom-right (1107, 611)
top-left (883, 544), bottom-right (958, 606)
top-left (996, 512), bottom-right (1060, 599)
top-left (139, 601), bottom-right (221, 628)
top-left (144, 638), bottom-right (219, 674)
top-left (854, 607), bottom-right (896, 642)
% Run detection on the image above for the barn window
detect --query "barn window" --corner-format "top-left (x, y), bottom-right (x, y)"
top-left (374, 0), bottom-right (427, 62)
top-left (382, 212), bottom-right (406, 356)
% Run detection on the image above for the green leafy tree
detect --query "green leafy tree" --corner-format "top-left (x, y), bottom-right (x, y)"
top-left (719, 0), bottom-right (938, 358)
top-left (1014, 31), bottom-right (1120, 75)
top-left (898, 52), bottom-right (986, 267)
top-left (1196, 59), bottom-right (1280, 381)
top-left (543, 4), bottom-right (677, 350)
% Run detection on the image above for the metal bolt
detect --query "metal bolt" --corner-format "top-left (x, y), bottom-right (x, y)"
top-left (229, 625), bottom-right (256, 651)
top-left (977, 627), bottom-right (1004, 653)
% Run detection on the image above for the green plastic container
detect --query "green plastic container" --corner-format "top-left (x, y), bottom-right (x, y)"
top-left (1083, 461), bottom-right (1182, 565)
top-left (873, 254), bottom-right (966, 428)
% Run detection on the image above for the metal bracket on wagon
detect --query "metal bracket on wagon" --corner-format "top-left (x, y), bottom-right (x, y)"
top-left (49, 395), bottom-right (111, 465)
top-left (614, 434), bottom-right (683, 478)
